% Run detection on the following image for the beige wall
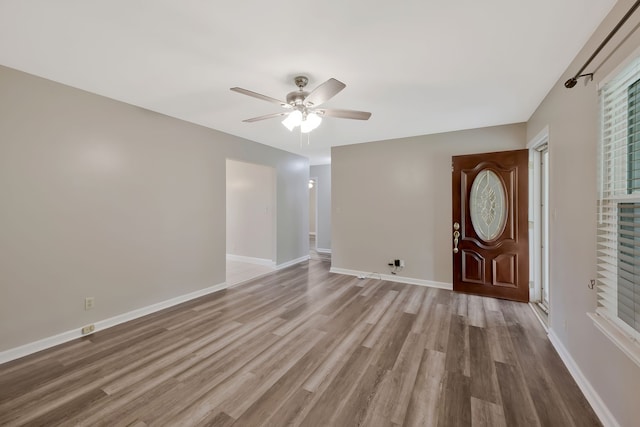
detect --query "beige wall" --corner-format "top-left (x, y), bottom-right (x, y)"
top-left (527, 1), bottom-right (640, 425)
top-left (0, 65), bottom-right (308, 353)
top-left (310, 164), bottom-right (332, 251)
top-left (226, 159), bottom-right (275, 261)
top-left (331, 124), bottom-right (526, 283)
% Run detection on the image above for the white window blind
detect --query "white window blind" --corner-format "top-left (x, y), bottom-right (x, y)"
top-left (597, 54), bottom-right (640, 342)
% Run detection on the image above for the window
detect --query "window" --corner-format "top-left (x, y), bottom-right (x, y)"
top-left (596, 54), bottom-right (640, 358)
top-left (528, 132), bottom-right (550, 317)
top-left (618, 203), bottom-right (639, 332)
top-left (628, 78), bottom-right (640, 194)
top-left (540, 146), bottom-right (550, 311)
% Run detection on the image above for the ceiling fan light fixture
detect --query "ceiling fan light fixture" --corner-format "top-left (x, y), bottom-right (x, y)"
top-left (300, 112), bottom-right (322, 133)
top-left (233, 76), bottom-right (370, 136)
top-left (282, 110), bottom-right (302, 131)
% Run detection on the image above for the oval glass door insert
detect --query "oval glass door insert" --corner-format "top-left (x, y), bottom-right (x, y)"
top-left (470, 169), bottom-right (507, 241)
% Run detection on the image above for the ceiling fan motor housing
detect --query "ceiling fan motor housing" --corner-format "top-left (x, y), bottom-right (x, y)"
top-left (286, 75), bottom-right (311, 106)
top-left (286, 90), bottom-right (309, 106)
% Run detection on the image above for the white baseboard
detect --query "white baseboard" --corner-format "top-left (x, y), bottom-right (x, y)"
top-left (329, 267), bottom-right (452, 290)
top-left (226, 254), bottom-right (276, 268)
top-left (276, 255), bottom-right (310, 270)
top-left (547, 329), bottom-right (619, 427)
top-left (0, 281), bottom-right (227, 365)
top-left (316, 248), bottom-right (332, 254)
top-left (0, 328), bottom-right (86, 366)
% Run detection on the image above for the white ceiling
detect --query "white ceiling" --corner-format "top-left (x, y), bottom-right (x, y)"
top-left (0, 0), bottom-right (616, 164)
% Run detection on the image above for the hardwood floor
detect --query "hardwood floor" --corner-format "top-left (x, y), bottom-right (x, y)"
top-left (0, 259), bottom-right (601, 426)
top-left (226, 259), bottom-right (275, 287)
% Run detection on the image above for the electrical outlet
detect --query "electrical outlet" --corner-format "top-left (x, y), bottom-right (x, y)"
top-left (399, 259), bottom-right (405, 268)
top-left (81, 324), bottom-right (95, 335)
top-left (85, 297), bottom-right (95, 311)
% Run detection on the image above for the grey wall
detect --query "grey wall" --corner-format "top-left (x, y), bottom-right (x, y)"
top-left (226, 159), bottom-right (276, 261)
top-left (310, 164), bottom-right (332, 251)
top-left (0, 65), bottom-right (308, 353)
top-left (527, 1), bottom-right (640, 425)
top-left (309, 182), bottom-right (316, 234)
top-left (331, 124), bottom-right (525, 283)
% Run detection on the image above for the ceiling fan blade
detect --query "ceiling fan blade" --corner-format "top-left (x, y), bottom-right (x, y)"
top-left (304, 78), bottom-right (346, 107)
top-left (231, 87), bottom-right (290, 108)
top-left (317, 109), bottom-right (372, 120)
top-left (242, 111), bottom-right (289, 123)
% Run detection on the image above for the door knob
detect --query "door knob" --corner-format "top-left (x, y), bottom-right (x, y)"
top-left (453, 222), bottom-right (460, 253)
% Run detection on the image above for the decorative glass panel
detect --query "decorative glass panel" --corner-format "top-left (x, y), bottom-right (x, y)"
top-left (470, 169), bottom-right (507, 241)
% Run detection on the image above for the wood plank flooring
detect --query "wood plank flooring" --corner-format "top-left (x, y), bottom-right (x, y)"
top-left (226, 259), bottom-right (275, 287)
top-left (0, 259), bottom-right (601, 426)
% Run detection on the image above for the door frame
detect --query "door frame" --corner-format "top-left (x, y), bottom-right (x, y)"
top-left (309, 176), bottom-right (318, 251)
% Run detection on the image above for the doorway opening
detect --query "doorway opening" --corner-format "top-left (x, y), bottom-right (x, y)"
top-left (225, 159), bottom-right (276, 286)
top-left (529, 129), bottom-right (550, 320)
top-left (309, 177), bottom-right (318, 256)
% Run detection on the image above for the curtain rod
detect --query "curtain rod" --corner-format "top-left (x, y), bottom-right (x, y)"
top-left (565, 0), bottom-right (640, 88)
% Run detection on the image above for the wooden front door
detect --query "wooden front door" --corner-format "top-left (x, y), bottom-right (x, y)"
top-left (452, 149), bottom-right (529, 302)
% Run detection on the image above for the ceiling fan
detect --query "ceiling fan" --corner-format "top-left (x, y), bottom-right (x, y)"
top-left (230, 76), bottom-right (371, 133)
